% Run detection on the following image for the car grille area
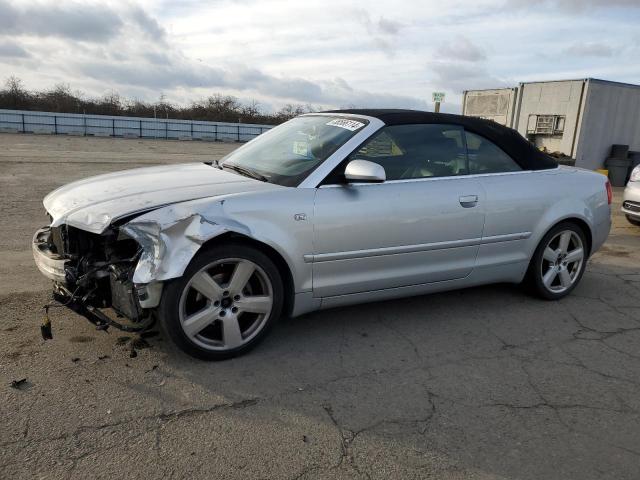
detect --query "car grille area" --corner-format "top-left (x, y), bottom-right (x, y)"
top-left (623, 201), bottom-right (640, 213)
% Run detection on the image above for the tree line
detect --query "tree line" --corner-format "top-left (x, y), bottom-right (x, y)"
top-left (0, 76), bottom-right (315, 125)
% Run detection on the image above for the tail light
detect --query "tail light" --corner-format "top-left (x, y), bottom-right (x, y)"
top-left (605, 180), bottom-right (612, 205)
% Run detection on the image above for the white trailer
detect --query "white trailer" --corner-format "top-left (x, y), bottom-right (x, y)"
top-left (461, 88), bottom-right (518, 127)
top-left (463, 78), bottom-right (640, 170)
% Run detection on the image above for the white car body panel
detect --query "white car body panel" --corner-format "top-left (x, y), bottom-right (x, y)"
top-left (311, 176), bottom-right (486, 297)
top-left (44, 163), bottom-right (280, 233)
top-left (622, 180), bottom-right (640, 222)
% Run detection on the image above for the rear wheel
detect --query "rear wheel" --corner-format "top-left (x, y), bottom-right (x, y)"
top-left (527, 222), bottom-right (588, 300)
top-left (158, 244), bottom-right (283, 360)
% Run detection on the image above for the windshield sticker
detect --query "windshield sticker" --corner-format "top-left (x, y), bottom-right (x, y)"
top-left (326, 119), bottom-right (365, 131)
top-left (293, 141), bottom-right (308, 156)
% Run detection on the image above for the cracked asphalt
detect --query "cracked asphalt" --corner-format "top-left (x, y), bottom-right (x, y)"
top-left (1, 133), bottom-right (639, 479)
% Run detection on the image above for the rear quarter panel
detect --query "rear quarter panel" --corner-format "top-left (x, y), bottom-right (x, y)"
top-left (477, 167), bottom-right (610, 278)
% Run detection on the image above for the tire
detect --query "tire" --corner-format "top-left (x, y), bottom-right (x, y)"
top-left (157, 243), bottom-right (284, 360)
top-left (526, 222), bottom-right (588, 300)
top-left (626, 215), bottom-right (640, 226)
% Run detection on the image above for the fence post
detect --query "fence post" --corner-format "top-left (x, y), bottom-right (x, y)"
top-left (190, 122), bottom-right (193, 138)
top-left (237, 125), bottom-right (240, 142)
top-left (165, 121), bottom-right (168, 139)
top-left (21, 113), bottom-right (25, 133)
top-left (214, 124), bottom-right (218, 142)
top-left (83, 114), bottom-right (87, 136)
top-left (54, 115), bottom-right (58, 134)
top-left (112, 119), bottom-right (115, 137)
top-left (139, 119), bottom-right (142, 138)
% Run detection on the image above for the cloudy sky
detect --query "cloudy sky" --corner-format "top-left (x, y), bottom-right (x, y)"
top-left (1, 0), bottom-right (639, 113)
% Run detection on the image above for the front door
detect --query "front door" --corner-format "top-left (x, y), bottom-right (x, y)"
top-left (311, 123), bottom-right (485, 298)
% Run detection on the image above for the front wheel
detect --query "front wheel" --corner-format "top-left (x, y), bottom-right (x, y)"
top-left (526, 222), bottom-right (588, 300)
top-left (158, 244), bottom-right (284, 360)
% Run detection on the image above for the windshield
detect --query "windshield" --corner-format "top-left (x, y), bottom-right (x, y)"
top-left (219, 115), bottom-right (368, 186)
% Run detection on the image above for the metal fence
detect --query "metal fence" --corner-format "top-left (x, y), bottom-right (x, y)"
top-left (0, 109), bottom-right (273, 142)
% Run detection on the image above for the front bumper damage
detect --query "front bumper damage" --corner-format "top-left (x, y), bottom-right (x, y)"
top-left (32, 225), bottom-right (161, 334)
top-left (33, 228), bottom-right (68, 283)
top-left (33, 199), bottom-right (249, 335)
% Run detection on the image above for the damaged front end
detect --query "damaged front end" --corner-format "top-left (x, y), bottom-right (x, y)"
top-left (33, 221), bottom-right (161, 334)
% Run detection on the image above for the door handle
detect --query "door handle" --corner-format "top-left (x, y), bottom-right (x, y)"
top-left (459, 195), bottom-right (478, 208)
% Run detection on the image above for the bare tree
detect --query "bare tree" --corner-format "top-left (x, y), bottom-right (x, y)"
top-left (1, 76), bottom-right (31, 109)
top-left (0, 77), bottom-right (312, 125)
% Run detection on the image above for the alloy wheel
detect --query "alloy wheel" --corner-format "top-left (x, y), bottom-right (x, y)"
top-left (540, 230), bottom-right (584, 294)
top-left (178, 258), bottom-right (273, 351)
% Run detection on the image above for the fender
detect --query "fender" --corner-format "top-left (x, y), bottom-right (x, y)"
top-left (122, 188), bottom-right (317, 292)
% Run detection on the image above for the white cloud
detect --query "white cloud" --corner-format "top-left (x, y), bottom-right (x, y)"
top-left (428, 61), bottom-right (511, 92)
top-left (0, 0), bottom-right (165, 42)
top-left (504, 0), bottom-right (640, 10)
top-left (563, 42), bottom-right (614, 57)
top-left (0, 0), bottom-right (638, 113)
top-left (0, 40), bottom-right (29, 58)
top-left (437, 37), bottom-right (487, 63)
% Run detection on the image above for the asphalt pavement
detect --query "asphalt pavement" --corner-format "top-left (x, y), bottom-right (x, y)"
top-left (1, 133), bottom-right (639, 479)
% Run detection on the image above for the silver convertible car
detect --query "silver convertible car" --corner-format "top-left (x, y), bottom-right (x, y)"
top-left (33, 110), bottom-right (612, 359)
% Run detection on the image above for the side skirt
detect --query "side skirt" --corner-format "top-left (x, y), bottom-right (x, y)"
top-left (317, 261), bottom-right (529, 311)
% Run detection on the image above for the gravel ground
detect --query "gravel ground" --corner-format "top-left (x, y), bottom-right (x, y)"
top-left (1, 133), bottom-right (639, 480)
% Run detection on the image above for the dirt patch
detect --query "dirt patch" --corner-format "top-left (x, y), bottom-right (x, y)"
top-left (598, 245), bottom-right (631, 257)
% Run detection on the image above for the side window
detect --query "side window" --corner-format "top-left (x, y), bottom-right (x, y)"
top-left (465, 131), bottom-right (521, 174)
top-left (346, 124), bottom-right (468, 181)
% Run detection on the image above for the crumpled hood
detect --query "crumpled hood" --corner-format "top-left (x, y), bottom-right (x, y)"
top-left (44, 163), bottom-right (281, 233)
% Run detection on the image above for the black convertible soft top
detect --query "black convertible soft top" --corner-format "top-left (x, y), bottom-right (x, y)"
top-left (324, 109), bottom-right (558, 171)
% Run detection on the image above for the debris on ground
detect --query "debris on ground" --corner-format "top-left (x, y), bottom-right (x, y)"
top-left (41, 306), bottom-right (53, 340)
top-left (71, 357), bottom-right (80, 363)
top-left (131, 337), bottom-right (150, 350)
top-left (115, 336), bottom-right (131, 346)
top-left (97, 355), bottom-right (110, 360)
top-left (10, 378), bottom-right (27, 389)
top-left (127, 335), bottom-right (152, 358)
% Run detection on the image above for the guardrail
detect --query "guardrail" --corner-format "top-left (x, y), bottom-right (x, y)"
top-left (0, 109), bottom-right (273, 142)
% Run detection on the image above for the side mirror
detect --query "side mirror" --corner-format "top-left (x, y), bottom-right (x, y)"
top-left (344, 160), bottom-right (386, 183)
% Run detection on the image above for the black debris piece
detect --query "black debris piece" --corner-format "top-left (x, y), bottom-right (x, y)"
top-left (71, 357), bottom-right (80, 363)
top-left (129, 349), bottom-right (138, 358)
top-left (116, 336), bottom-right (131, 346)
top-left (97, 355), bottom-right (110, 360)
top-left (10, 378), bottom-right (27, 389)
top-left (41, 306), bottom-right (53, 340)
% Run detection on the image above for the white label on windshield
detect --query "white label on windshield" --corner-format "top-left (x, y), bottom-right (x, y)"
top-left (293, 141), bottom-right (308, 156)
top-left (326, 119), bottom-right (365, 131)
